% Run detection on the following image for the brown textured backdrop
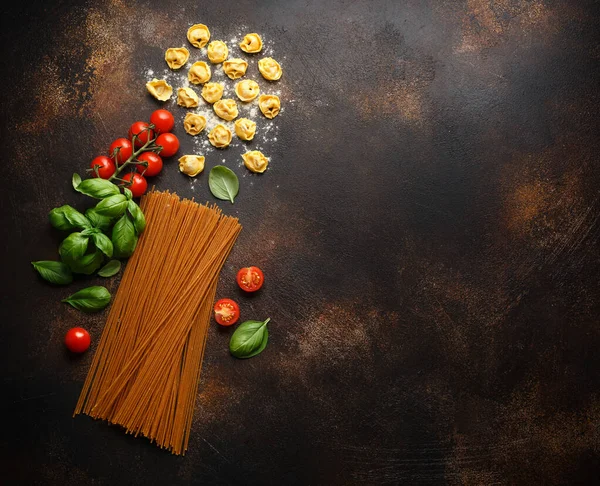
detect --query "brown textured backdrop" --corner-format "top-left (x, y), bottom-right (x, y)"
top-left (1, 0), bottom-right (599, 484)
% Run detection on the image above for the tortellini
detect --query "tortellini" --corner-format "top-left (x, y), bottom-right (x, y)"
top-left (146, 78), bottom-right (173, 101)
top-left (177, 87), bottom-right (200, 108)
top-left (183, 113), bottom-right (207, 135)
top-left (201, 82), bottom-right (224, 104)
top-left (188, 61), bottom-right (211, 84)
top-left (234, 118), bottom-right (257, 141)
top-left (208, 124), bottom-right (233, 148)
top-left (258, 57), bottom-right (282, 81)
top-left (207, 40), bottom-right (229, 63)
top-left (178, 155), bottom-right (205, 177)
top-left (234, 79), bottom-right (260, 102)
top-left (222, 58), bottom-right (248, 80)
top-left (239, 33), bottom-right (263, 53)
top-left (165, 47), bottom-right (190, 70)
top-left (187, 24), bottom-right (210, 48)
top-left (242, 150), bottom-right (269, 173)
top-left (258, 94), bottom-right (281, 119)
top-left (213, 99), bottom-right (239, 121)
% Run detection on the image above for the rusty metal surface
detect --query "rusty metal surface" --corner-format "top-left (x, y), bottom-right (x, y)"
top-left (1, 0), bottom-right (599, 484)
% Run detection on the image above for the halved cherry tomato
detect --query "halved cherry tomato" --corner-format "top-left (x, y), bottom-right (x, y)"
top-left (155, 132), bottom-right (179, 157)
top-left (121, 172), bottom-right (148, 198)
top-left (65, 327), bottom-right (91, 353)
top-left (109, 137), bottom-right (133, 165)
top-left (214, 298), bottom-right (240, 326)
top-left (90, 155), bottom-right (116, 179)
top-left (135, 151), bottom-right (163, 177)
top-left (128, 121), bottom-right (154, 148)
top-left (236, 266), bottom-right (264, 292)
top-left (150, 109), bottom-right (175, 134)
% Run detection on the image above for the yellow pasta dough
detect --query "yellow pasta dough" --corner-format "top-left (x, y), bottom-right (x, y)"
top-left (187, 23), bottom-right (210, 48)
top-left (178, 155), bottom-right (205, 177)
top-left (213, 99), bottom-right (239, 121)
top-left (222, 58), bottom-right (248, 80)
top-left (165, 47), bottom-right (190, 70)
top-left (258, 57), bottom-right (282, 81)
top-left (258, 94), bottom-right (281, 119)
top-left (146, 78), bottom-right (173, 101)
top-left (239, 33), bottom-right (263, 53)
top-left (188, 61), bottom-right (211, 84)
top-left (208, 124), bottom-right (233, 148)
top-left (177, 87), bottom-right (200, 108)
top-left (183, 113), bottom-right (207, 135)
top-left (207, 40), bottom-right (228, 63)
top-left (201, 82), bottom-right (224, 104)
top-left (234, 79), bottom-right (260, 102)
top-left (234, 118), bottom-right (257, 141)
top-left (242, 150), bottom-right (269, 173)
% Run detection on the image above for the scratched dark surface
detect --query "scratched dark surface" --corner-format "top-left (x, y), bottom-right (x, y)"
top-left (1, 0), bottom-right (599, 484)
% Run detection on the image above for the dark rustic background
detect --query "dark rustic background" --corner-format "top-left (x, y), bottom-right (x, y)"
top-left (1, 1), bottom-right (599, 484)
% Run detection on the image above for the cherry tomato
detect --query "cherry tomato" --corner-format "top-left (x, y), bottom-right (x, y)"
top-left (236, 266), bottom-right (264, 292)
top-left (214, 298), bottom-right (240, 326)
top-left (150, 109), bottom-right (175, 134)
top-left (122, 172), bottom-right (148, 198)
top-left (155, 132), bottom-right (179, 158)
top-left (109, 137), bottom-right (133, 165)
top-left (65, 327), bottom-right (91, 353)
top-left (90, 155), bottom-right (116, 179)
top-left (135, 151), bottom-right (163, 177)
top-left (128, 121), bottom-right (155, 148)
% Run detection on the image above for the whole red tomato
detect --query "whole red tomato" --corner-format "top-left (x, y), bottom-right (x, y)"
top-left (65, 327), bottom-right (91, 353)
top-left (122, 172), bottom-right (148, 198)
top-left (109, 137), bottom-right (133, 165)
top-left (155, 132), bottom-right (179, 158)
top-left (90, 155), bottom-right (116, 179)
top-left (128, 121), bottom-right (154, 148)
top-left (135, 151), bottom-right (163, 177)
top-left (150, 109), bottom-right (175, 133)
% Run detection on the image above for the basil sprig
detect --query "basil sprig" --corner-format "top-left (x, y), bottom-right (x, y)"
top-left (209, 165), bottom-right (239, 203)
top-left (62, 285), bottom-right (111, 312)
top-left (229, 318), bottom-right (270, 359)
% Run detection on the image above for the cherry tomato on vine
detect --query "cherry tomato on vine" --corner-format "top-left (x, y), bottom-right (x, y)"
top-left (135, 151), bottom-right (163, 177)
top-left (65, 327), bottom-right (91, 353)
top-left (213, 298), bottom-right (240, 326)
top-left (128, 121), bottom-right (154, 148)
top-left (122, 172), bottom-right (148, 198)
top-left (109, 137), bottom-right (133, 165)
top-left (155, 132), bottom-right (179, 158)
top-left (150, 109), bottom-right (175, 134)
top-left (236, 266), bottom-right (264, 292)
top-left (90, 155), bottom-right (116, 179)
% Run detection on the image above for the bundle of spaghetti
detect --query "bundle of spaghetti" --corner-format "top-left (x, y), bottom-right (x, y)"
top-left (74, 190), bottom-right (241, 455)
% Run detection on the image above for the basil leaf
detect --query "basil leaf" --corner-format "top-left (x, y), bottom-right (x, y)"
top-left (69, 250), bottom-right (104, 275)
top-left (229, 318), bottom-right (270, 359)
top-left (91, 232), bottom-right (114, 258)
top-left (49, 205), bottom-right (77, 231)
top-left (63, 207), bottom-right (92, 230)
top-left (94, 194), bottom-right (128, 218)
top-left (31, 260), bottom-right (73, 285)
top-left (85, 208), bottom-right (113, 232)
top-left (72, 173), bottom-right (82, 190)
top-left (127, 200), bottom-right (146, 234)
top-left (97, 259), bottom-right (121, 277)
top-left (124, 187), bottom-right (133, 200)
top-left (75, 178), bottom-right (120, 199)
top-left (209, 165), bottom-right (239, 203)
top-left (112, 214), bottom-right (137, 258)
top-left (59, 232), bottom-right (89, 263)
top-left (62, 285), bottom-right (111, 312)
top-left (80, 227), bottom-right (100, 236)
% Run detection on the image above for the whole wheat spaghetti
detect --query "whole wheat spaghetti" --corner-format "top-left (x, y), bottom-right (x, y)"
top-left (74, 190), bottom-right (241, 455)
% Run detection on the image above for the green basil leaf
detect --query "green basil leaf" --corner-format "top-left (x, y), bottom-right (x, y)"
top-left (69, 250), bottom-right (104, 275)
top-left (49, 205), bottom-right (77, 231)
top-left (62, 285), bottom-right (111, 312)
top-left (85, 208), bottom-right (114, 232)
top-left (91, 232), bottom-right (114, 258)
top-left (62, 206), bottom-right (92, 230)
top-left (112, 214), bottom-right (138, 258)
top-left (75, 178), bottom-right (121, 199)
top-left (31, 260), bottom-right (73, 285)
top-left (97, 259), bottom-right (121, 277)
top-left (208, 165), bottom-right (239, 203)
top-left (58, 232), bottom-right (89, 263)
top-left (72, 173), bottom-right (82, 190)
top-left (229, 318), bottom-right (270, 359)
top-left (94, 194), bottom-right (128, 218)
top-left (124, 187), bottom-right (133, 200)
top-left (127, 200), bottom-right (146, 234)
top-left (80, 228), bottom-right (100, 236)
